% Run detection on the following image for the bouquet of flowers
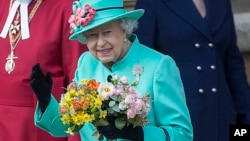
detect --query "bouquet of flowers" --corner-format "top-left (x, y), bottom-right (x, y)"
top-left (58, 73), bottom-right (151, 139)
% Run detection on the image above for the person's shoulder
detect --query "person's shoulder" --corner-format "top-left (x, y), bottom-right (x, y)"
top-left (139, 43), bottom-right (171, 59)
top-left (79, 51), bottom-right (91, 60)
top-left (138, 43), bottom-right (177, 66)
top-left (78, 51), bottom-right (98, 65)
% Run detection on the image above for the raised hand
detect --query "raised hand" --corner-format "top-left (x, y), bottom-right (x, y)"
top-left (30, 63), bottom-right (52, 112)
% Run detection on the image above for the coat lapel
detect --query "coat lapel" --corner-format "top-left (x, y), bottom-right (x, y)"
top-left (162, 0), bottom-right (211, 40)
top-left (162, 0), bottom-right (227, 40)
top-left (205, 0), bottom-right (227, 34)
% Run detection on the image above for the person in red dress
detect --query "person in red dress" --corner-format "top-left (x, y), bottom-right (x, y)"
top-left (0, 0), bottom-right (87, 141)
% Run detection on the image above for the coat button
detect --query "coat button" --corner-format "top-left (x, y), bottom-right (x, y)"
top-left (194, 43), bottom-right (200, 48)
top-left (210, 65), bottom-right (216, 70)
top-left (198, 89), bottom-right (204, 94)
top-left (211, 88), bottom-right (217, 93)
top-left (196, 66), bottom-right (202, 71)
top-left (208, 43), bottom-right (214, 48)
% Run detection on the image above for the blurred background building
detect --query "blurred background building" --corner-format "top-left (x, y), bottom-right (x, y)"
top-left (124, 0), bottom-right (250, 82)
top-left (231, 0), bottom-right (250, 82)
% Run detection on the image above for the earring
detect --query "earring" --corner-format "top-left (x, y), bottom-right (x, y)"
top-left (124, 38), bottom-right (127, 42)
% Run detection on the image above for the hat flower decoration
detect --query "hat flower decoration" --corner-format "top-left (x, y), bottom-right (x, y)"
top-left (68, 4), bottom-right (96, 34)
top-left (67, 0), bottom-right (144, 43)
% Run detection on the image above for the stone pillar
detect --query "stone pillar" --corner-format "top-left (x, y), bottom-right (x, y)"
top-left (124, 0), bottom-right (136, 10)
top-left (232, 0), bottom-right (250, 83)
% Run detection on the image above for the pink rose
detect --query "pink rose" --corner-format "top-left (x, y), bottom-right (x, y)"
top-left (59, 105), bottom-right (68, 115)
top-left (127, 108), bottom-right (136, 119)
top-left (114, 85), bottom-right (123, 95)
top-left (72, 100), bottom-right (81, 110)
top-left (124, 94), bottom-right (136, 104)
top-left (135, 99), bottom-right (145, 114)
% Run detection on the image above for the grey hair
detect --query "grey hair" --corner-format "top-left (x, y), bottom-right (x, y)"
top-left (78, 19), bottom-right (138, 44)
top-left (119, 18), bottom-right (138, 35)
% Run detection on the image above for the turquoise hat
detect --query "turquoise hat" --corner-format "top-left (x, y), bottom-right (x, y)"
top-left (68, 0), bottom-right (144, 43)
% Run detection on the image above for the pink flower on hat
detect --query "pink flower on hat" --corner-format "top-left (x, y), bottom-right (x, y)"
top-left (68, 4), bottom-right (96, 32)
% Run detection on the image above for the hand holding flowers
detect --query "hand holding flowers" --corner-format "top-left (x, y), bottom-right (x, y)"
top-left (58, 65), bottom-right (150, 140)
top-left (97, 75), bottom-right (150, 129)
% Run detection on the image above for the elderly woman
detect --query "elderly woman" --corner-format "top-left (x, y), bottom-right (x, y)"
top-left (30, 0), bottom-right (193, 141)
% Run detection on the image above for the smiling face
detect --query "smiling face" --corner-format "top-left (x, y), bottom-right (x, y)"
top-left (84, 20), bottom-right (128, 67)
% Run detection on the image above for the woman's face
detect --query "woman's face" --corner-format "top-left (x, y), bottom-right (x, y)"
top-left (84, 21), bottom-right (127, 66)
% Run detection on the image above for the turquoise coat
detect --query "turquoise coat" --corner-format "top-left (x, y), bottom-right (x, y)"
top-left (35, 35), bottom-right (193, 141)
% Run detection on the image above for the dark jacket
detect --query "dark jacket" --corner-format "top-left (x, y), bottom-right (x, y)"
top-left (134, 0), bottom-right (250, 141)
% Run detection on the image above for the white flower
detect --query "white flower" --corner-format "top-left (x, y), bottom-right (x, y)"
top-left (97, 82), bottom-right (115, 100)
top-left (120, 76), bottom-right (128, 84)
top-left (113, 75), bottom-right (119, 81)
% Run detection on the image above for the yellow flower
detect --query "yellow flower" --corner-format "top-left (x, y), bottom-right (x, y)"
top-left (94, 98), bottom-right (102, 109)
top-left (81, 79), bottom-right (88, 85)
top-left (64, 93), bottom-right (73, 101)
top-left (73, 116), bottom-right (85, 125)
top-left (78, 89), bottom-right (85, 95)
top-left (69, 88), bottom-right (76, 94)
top-left (82, 113), bottom-right (92, 122)
top-left (90, 114), bottom-right (95, 121)
top-left (99, 110), bottom-right (107, 118)
top-left (66, 127), bottom-right (74, 135)
top-left (59, 77), bottom-right (150, 138)
top-left (60, 99), bottom-right (67, 105)
top-left (61, 114), bottom-right (71, 124)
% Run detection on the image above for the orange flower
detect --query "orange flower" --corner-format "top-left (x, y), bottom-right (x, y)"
top-left (59, 105), bottom-right (68, 115)
top-left (87, 79), bottom-right (100, 91)
top-left (81, 99), bottom-right (90, 110)
top-left (73, 100), bottom-right (81, 110)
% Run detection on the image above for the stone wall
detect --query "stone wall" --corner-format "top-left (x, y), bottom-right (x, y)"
top-left (124, 0), bottom-right (250, 83)
top-left (232, 0), bottom-right (250, 83)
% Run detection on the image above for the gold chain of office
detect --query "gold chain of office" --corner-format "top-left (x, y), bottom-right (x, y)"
top-left (5, 0), bottom-right (42, 74)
